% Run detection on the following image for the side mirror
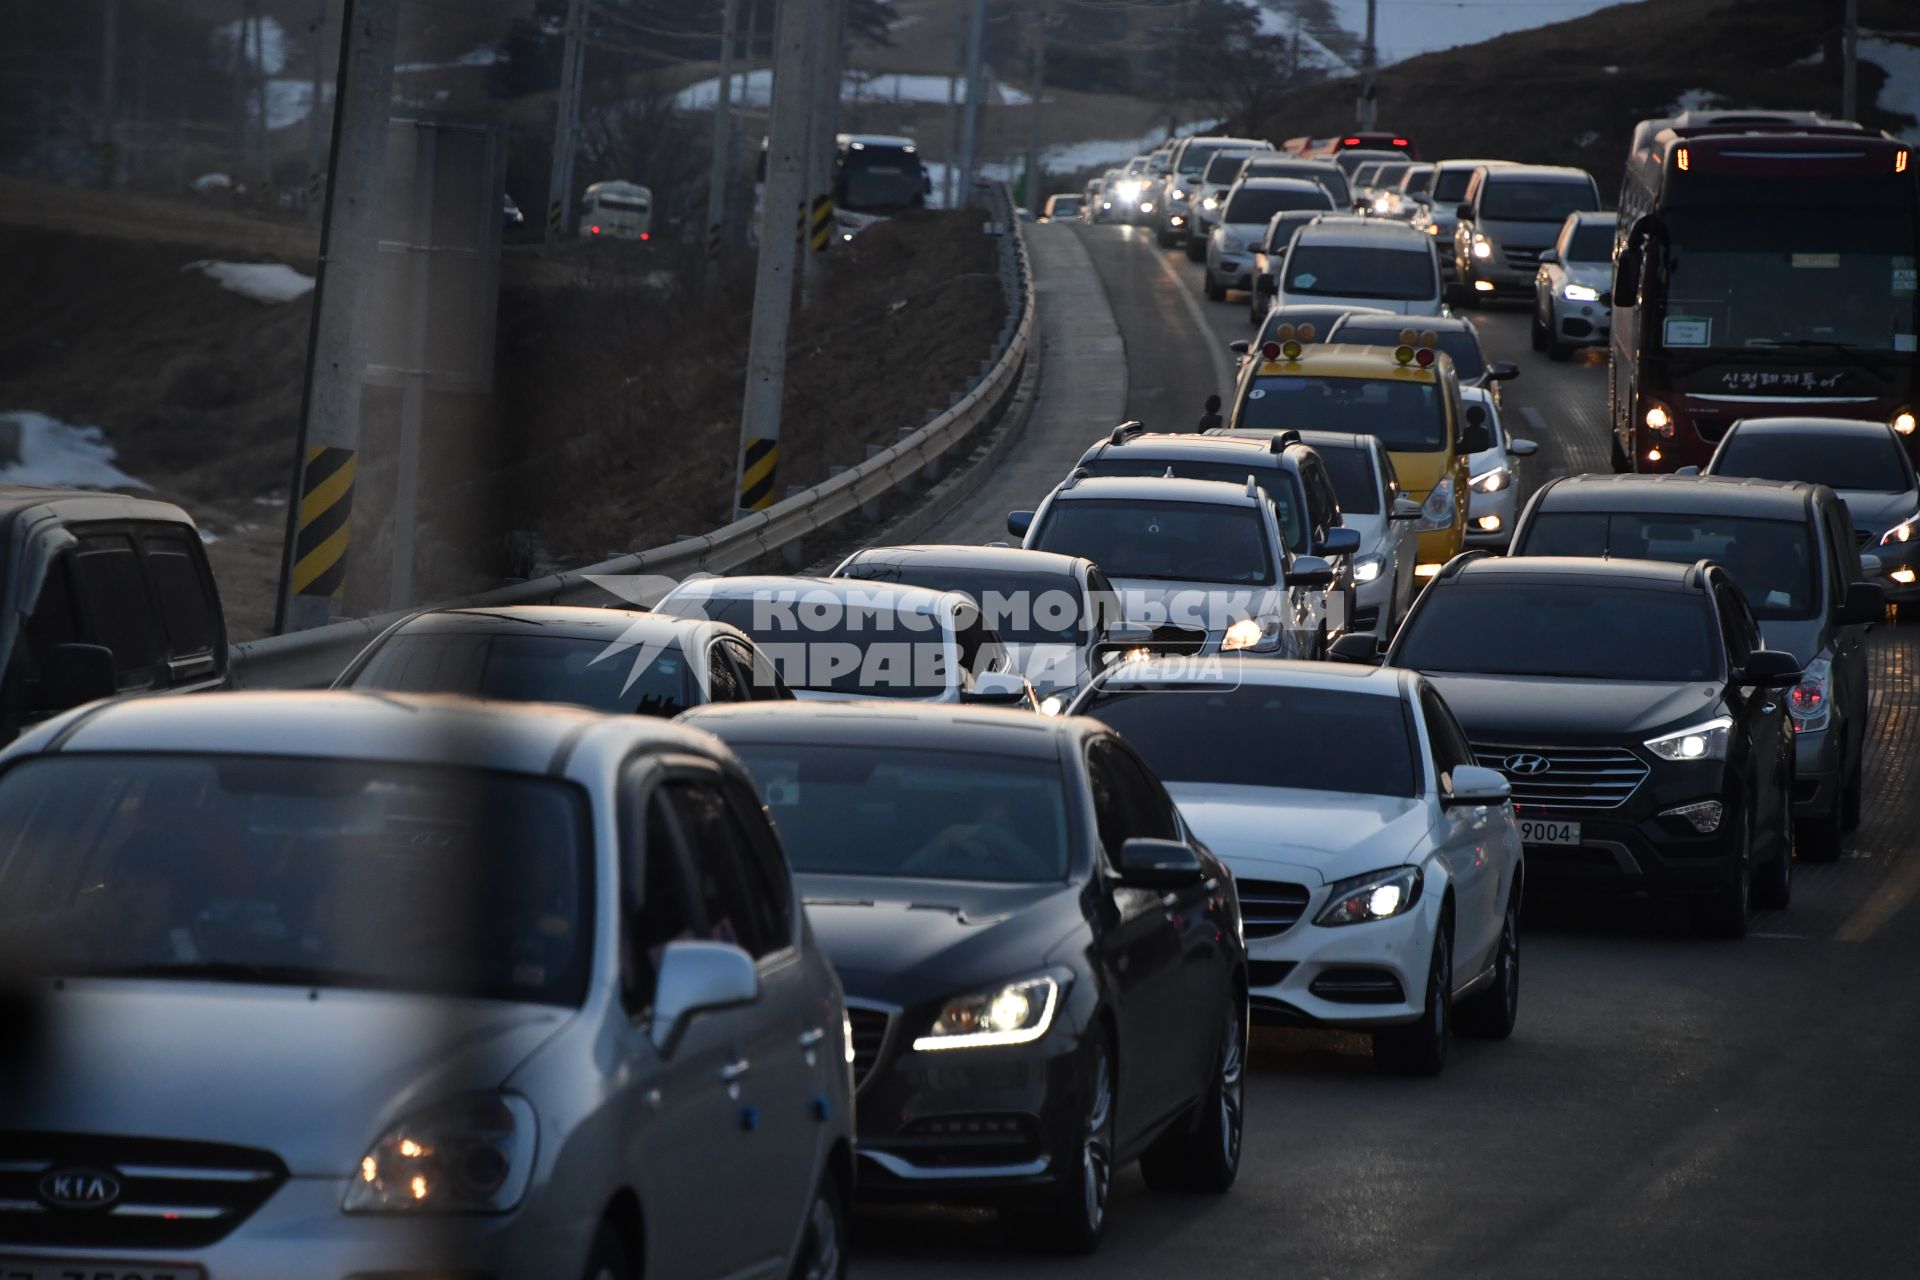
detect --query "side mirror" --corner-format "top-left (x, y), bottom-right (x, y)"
top-left (1328, 632), bottom-right (1385, 664)
top-left (1486, 360), bottom-right (1520, 382)
top-left (1508, 437), bottom-right (1540, 457)
top-left (1455, 202), bottom-right (1473, 222)
top-left (1674, 465), bottom-right (1701, 477)
top-left (1391, 496), bottom-right (1424, 521)
top-left (1442, 282), bottom-right (1472, 309)
top-left (1006, 510), bottom-right (1034, 539)
top-left (1114, 837), bottom-right (1205, 887)
top-left (1740, 649), bottom-right (1802, 688)
top-left (33, 642), bottom-right (118, 710)
top-left (1459, 423), bottom-right (1493, 454)
top-left (1320, 527), bottom-right (1363, 556)
top-left (962, 670), bottom-right (1031, 706)
top-left (1289, 554), bottom-right (1335, 589)
top-left (1859, 552), bottom-right (1883, 579)
top-left (651, 941), bottom-right (759, 1053)
top-left (1229, 339), bottom-right (1250, 356)
top-left (1838, 579), bottom-right (1886, 626)
top-left (1443, 764), bottom-right (1511, 808)
top-left (1537, 248), bottom-right (1559, 265)
top-left (1611, 241), bottom-right (1642, 308)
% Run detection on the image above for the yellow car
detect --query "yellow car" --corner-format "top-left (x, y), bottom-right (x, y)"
top-left (1226, 332), bottom-right (1486, 574)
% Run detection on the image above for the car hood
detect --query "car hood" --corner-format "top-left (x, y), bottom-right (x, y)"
top-left (799, 875), bottom-right (1085, 1006)
top-left (1387, 448), bottom-right (1449, 498)
top-left (6, 982), bottom-right (572, 1175)
top-left (1563, 262), bottom-right (1610, 290)
top-left (1418, 673), bottom-right (1726, 741)
top-left (1836, 488), bottom-right (1919, 538)
top-left (1166, 782), bottom-right (1427, 885)
top-left (1341, 511), bottom-right (1391, 556)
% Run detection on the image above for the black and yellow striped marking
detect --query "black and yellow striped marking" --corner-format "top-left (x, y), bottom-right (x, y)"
top-left (548, 199), bottom-right (563, 233)
top-left (291, 444), bottom-right (356, 598)
top-left (740, 438), bottom-right (778, 511)
top-left (809, 195), bottom-right (835, 252)
top-left (707, 223), bottom-right (722, 258)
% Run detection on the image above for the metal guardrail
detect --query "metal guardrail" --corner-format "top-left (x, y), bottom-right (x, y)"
top-left (230, 181), bottom-right (1037, 690)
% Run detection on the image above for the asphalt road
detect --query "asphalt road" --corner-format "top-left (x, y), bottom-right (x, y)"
top-left (857, 223), bottom-right (1920, 1277)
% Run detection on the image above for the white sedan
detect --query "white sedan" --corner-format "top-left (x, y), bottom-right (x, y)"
top-left (1072, 657), bottom-right (1524, 1076)
top-left (1532, 210), bottom-right (1617, 360)
top-left (1460, 385), bottom-right (1538, 548)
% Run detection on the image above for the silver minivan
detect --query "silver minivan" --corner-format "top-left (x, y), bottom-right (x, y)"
top-left (1271, 217), bottom-right (1445, 317)
top-left (0, 692), bottom-right (854, 1280)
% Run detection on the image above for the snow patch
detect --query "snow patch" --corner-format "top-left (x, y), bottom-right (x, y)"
top-left (262, 77), bottom-right (332, 131)
top-left (1668, 88), bottom-right (1727, 114)
top-left (185, 260), bottom-right (316, 304)
top-left (1860, 35), bottom-right (1920, 141)
top-left (212, 16), bottom-right (289, 76)
top-left (675, 69), bottom-right (1028, 111)
top-left (1247, 3), bottom-right (1356, 75)
top-left (0, 412), bottom-right (149, 492)
top-left (191, 172), bottom-right (233, 192)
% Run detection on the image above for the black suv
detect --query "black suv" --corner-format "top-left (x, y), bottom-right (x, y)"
top-left (1377, 554), bottom-right (1799, 938)
top-left (0, 487), bottom-right (228, 742)
top-left (1507, 474), bottom-right (1882, 858)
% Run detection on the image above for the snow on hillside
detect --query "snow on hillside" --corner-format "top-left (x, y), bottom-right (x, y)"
top-left (1860, 35), bottom-right (1920, 141)
top-left (1309, 0), bottom-right (1621, 66)
top-left (676, 70), bottom-right (1029, 111)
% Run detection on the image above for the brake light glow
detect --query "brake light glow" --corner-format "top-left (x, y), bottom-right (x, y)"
top-left (640, 231), bottom-right (650, 240)
top-left (591, 225), bottom-right (601, 235)
top-left (1676, 146), bottom-right (1689, 171)
top-left (1898, 150), bottom-right (1910, 174)
top-left (1344, 137), bottom-right (1361, 146)
top-left (1392, 138), bottom-right (1409, 147)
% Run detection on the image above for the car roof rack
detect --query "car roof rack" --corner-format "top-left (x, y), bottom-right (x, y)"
top-left (1109, 420), bottom-right (1147, 446)
top-left (1267, 430), bottom-right (1303, 453)
top-left (1684, 558), bottom-right (1713, 590)
top-left (1245, 474), bottom-right (1260, 498)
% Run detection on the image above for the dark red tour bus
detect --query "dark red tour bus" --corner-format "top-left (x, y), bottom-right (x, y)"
top-left (1609, 110), bottom-right (1919, 472)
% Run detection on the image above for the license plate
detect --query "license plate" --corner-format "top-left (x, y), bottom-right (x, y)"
top-left (0, 1260), bottom-right (204, 1280)
top-left (1519, 818), bottom-right (1581, 846)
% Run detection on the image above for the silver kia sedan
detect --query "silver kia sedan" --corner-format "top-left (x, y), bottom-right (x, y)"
top-left (0, 692), bottom-right (852, 1280)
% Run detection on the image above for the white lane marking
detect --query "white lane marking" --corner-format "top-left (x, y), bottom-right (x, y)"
top-left (1153, 248), bottom-right (1236, 397)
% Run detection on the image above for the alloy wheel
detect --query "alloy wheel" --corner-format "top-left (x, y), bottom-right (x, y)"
top-left (1218, 1003), bottom-right (1246, 1170)
top-left (1082, 1047), bottom-right (1114, 1234)
top-left (796, 1182), bottom-right (843, 1280)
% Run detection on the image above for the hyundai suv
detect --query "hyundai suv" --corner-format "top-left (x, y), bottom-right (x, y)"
top-left (1453, 165), bottom-right (1601, 302)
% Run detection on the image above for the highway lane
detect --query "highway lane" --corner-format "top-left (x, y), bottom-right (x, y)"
top-left (856, 223), bottom-right (1919, 1276)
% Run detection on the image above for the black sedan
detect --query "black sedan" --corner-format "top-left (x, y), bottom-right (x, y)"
top-left (680, 701), bottom-right (1248, 1252)
top-left (1364, 554), bottom-right (1799, 938)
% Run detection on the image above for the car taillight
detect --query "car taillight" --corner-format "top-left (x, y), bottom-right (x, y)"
top-left (1787, 658), bottom-right (1832, 732)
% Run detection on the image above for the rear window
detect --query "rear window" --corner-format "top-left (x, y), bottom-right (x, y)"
top-left (1402, 168), bottom-right (1434, 195)
top-left (350, 631), bottom-right (693, 715)
top-left (1033, 498), bottom-right (1274, 585)
top-left (1284, 243), bottom-right (1434, 301)
top-left (1480, 179), bottom-right (1598, 222)
top-left (1516, 510), bottom-right (1819, 619)
top-left (1336, 323), bottom-right (1487, 381)
top-left (1396, 583), bottom-right (1720, 681)
top-left (1079, 457), bottom-right (1307, 551)
top-left (1432, 169), bottom-right (1476, 203)
top-left (1225, 185), bottom-right (1331, 224)
top-left (1712, 431), bottom-right (1912, 494)
top-left (1566, 222), bottom-right (1614, 262)
top-left (1240, 375), bottom-right (1446, 451)
top-left (1205, 152), bottom-right (1256, 183)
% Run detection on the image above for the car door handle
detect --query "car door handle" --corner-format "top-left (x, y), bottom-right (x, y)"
top-left (798, 1027), bottom-right (826, 1049)
top-left (719, 1058), bottom-right (751, 1083)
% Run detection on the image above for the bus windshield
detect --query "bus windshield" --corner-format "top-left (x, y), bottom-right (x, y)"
top-left (839, 145), bottom-right (926, 214)
top-left (1653, 207), bottom-right (1919, 356)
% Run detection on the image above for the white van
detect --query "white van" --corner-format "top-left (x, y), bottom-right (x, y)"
top-left (579, 180), bottom-right (653, 240)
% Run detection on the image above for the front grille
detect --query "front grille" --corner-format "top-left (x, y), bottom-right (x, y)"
top-left (0, 1133), bottom-right (286, 1249)
top-left (1473, 742), bottom-right (1650, 811)
top-left (1309, 967), bottom-right (1406, 1004)
top-left (1147, 624), bottom-right (1208, 656)
top-left (1247, 960), bottom-right (1297, 989)
top-left (893, 1115), bottom-right (1043, 1165)
top-left (1502, 246), bottom-right (1543, 270)
top-left (846, 1003), bottom-right (892, 1088)
top-left (1237, 878), bottom-right (1312, 938)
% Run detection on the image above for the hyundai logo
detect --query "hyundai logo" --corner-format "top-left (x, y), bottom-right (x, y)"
top-left (38, 1167), bottom-right (122, 1212)
top-left (1504, 753), bottom-right (1553, 776)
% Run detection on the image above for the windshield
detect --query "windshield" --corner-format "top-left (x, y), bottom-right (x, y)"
top-left (1085, 684), bottom-right (1416, 796)
top-left (1654, 208), bottom-right (1919, 355)
top-left (1034, 498), bottom-right (1274, 584)
top-left (593, 195), bottom-right (650, 213)
top-left (1226, 185), bottom-right (1331, 224)
top-left (1402, 168), bottom-right (1434, 196)
top-left (1479, 179), bottom-right (1598, 222)
top-left (1432, 169), bottom-right (1476, 203)
top-left (1284, 244), bottom-right (1434, 301)
top-left (1397, 584), bottom-right (1720, 680)
top-left (1078, 457), bottom-right (1307, 551)
top-left (734, 745), bottom-right (1070, 883)
top-left (840, 148), bottom-right (926, 213)
top-left (695, 596), bottom-right (954, 698)
top-left (1336, 323), bottom-right (1487, 381)
top-left (1239, 374), bottom-right (1447, 451)
top-left (836, 563), bottom-right (1089, 644)
top-left (1518, 511), bottom-right (1819, 619)
top-left (1370, 163), bottom-right (1413, 187)
top-left (1335, 151), bottom-right (1399, 178)
top-left (1567, 222), bottom-right (1614, 262)
top-left (1051, 196), bottom-right (1083, 213)
top-left (0, 756), bottom-right (593, 1004)
top-left (1243, 164), bottom-right (1349, 205)
top-left (1713, 430), bottom-right (1913, 493)
top-left (349, 631), bottom-right (691, 716)
top-left (1179, 142), bottom-right (1232, 176)
top-left (1353, 164), bottom-right (1381, 187)
top-left (1312, 445), bottom-right (1381, 514)
top-left (1266, 213), bottom-right (1320, 251)
top-left (1205, 152), bottom-right (1255, 184)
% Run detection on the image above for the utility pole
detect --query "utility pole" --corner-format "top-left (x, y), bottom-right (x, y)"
top-left (1358, 0), bottom-right (1377, 130)
top-left (253, 9), bottom-right (272, 194)
top-left (1023, 10), bottom-right (1046, 218)
top-left (800, 0), bottom-right (847, 301)
top-left (1842, 0), bottom-right (1859, 121)
top-left (736, 0), bottom-right (824, 517)
top-left (941, 72), bottom-right (957, 207)
top-left (704, 0), bottom-right (739, 271)
top-left (956, 0), bottom-right (987, 199)
top-left (232, 0), bottom-right (251, 180)
top-left (307, 3), bottom-right (328, 222)
top-left (275, 0), bottom-right (400, 634)
top-left (97, 0), bottom-right (118, 188)
top-left (545, 0), bottom-right (587, 253)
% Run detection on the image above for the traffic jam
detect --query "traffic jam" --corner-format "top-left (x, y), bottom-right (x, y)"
top-left (3, 108), bottom-right (1919, 1280)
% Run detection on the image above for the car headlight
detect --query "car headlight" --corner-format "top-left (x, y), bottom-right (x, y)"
top-left (913, 974), bottom-right (1062, 1050)
top-left (1315, 866), bottom-right (1422, 926)
top-left (1880, 512), bottom-right (1919, 545)
top-left (1139, 200), bottom-right (1155, 213)
top-left (1471, 234), bottom-right (1493, 260)
top-left (1202, 194), bottom-right (1220, 210)
top-left (1644, 715), bottom-right (1733, 762)
top-left (1038, 694), bottom-right (1066, 716)
top-left (1354, 553), bottom-right (1384, 583)
top-left (1470, 465), bottom-right (1509, 494)
top-left (1170, 187), bottom-right (1189, 202)
top-left (1893, 409), bottom-right (1916, 436)
top-left (1373, 196), bottom-right (1393, 212)
top-left (1423, 222), bottom-right (1439, 235)
top-left (1644, 403), bottom-right (1675, 437)
top-left (344, 1094), bottom-right (537, 1214)
top-left (1222, 615), bottom-right (1286, 652)
top-left (1564, 283), bottom-right (1600, 302)
top-left (1787, 656), bottom-right (1832, 732)
top-left (1415, 476), bottom-right (1456, 531)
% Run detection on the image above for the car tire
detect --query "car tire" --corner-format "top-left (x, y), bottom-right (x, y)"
top-left (1374, 920), bottom-right (1451, 1076)
top-left (1693, 806), bottom-right (1752, 938)
top-left (790, 1169), bottom-right (847, 1280)
top-left (1205, 272), bottom-right (1225, 302)
top-left (1140, 989), bottom-right (1245, 1193)
top-left (1008, 1034), bottom-right (1114, 1254)
top-left (1754, 779), bottom-right (1794, 910)
top-left (1841, 743), bottom-right (1863, 832)
top-left (1456, 890), bottom-right (1520, 1039)
top-left (1797, 752), bottom-right (1845, 861)
top-left (1186, 236), bottom-right (1207, 263)
top-left (581, 1221), bottom-right (633, 1280)
top-left (1530, 310), bottom-right (1548, 352)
